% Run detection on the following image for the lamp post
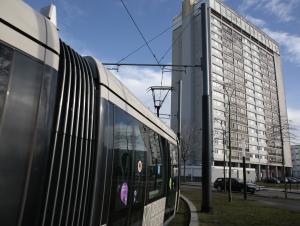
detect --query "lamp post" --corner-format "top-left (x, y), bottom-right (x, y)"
top-left (242, 140), bottom-right (247, 200)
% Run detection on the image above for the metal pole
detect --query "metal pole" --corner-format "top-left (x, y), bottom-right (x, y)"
top-left (223, 126), bottom-right (226, 193)
top-left (156, 106), bottom-right (160, 117)
top-left (201, 2), bottom-right (212, 213)
top-left (283, 166), bottom-right (287, 199)
top-left (279, 120), bottom-right (287, 199)
top-left (177, 80), bottom-right (182, 139)
top-left (243, 156), bottom-right (247, 200)
top-left (228, 100), bottom-right (232, 202)
top-left (282, 152), bottom-right (287, 198)
top-left (177, 80), bottom-right (182, 184)
top-left (242, 140), bottom-right (247, 200)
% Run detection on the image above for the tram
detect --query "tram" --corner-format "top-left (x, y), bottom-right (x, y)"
top-left (0, 1), bottom-right (179, 226)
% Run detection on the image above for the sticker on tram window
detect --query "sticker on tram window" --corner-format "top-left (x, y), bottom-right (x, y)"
top-left (120, 182), bottom-right (128, 206)
top-left (169, 178), bottom-right (172, 189)
top-left (133, 190), bottom-right (137, 203)
top-left (137, 160), bottom-right (143, 173)
top-left (157, 165), bottom-right (160, 175)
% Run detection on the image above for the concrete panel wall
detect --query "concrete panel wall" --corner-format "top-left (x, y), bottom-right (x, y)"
top-left (171, 2), bottom-right (207, 165)
top-left (274, 54), bottom-right (292, 167)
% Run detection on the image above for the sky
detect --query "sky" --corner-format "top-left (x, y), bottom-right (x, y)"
top-left (25, 0), bottom-right (300, 143)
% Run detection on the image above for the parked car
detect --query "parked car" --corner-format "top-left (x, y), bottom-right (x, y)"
top-left (263, 177), bottom-right (280, 184)
top-left (287, 177), bottom-right (298, 183)
top-left (279, 177), bottom-right (289, 183)
top-left (213, 178), bottom-right (256, 194)
top-left (279, 177), bottom-right (299, 183)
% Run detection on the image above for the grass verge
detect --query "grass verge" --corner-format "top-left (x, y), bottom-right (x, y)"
top-left (181, 186), bottom-right (300, 226)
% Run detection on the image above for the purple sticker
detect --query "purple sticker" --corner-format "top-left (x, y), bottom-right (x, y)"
top-left (120, 182), bottom-right (128, 205)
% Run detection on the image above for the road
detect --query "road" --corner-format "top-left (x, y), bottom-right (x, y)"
top-left (181, 183), bottom-right (300, 211)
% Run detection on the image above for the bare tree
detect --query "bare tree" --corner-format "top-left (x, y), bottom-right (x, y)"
top-left (267, 117), bottom-right (298, 199)
top-left (214, 118), bottom-right (227, 193)
top-left (224, 82), bottom-right (235, 203)
top-left (180, 129), bottom-right (193, 182)
top-left (213, 79), bottom-right (244, 202)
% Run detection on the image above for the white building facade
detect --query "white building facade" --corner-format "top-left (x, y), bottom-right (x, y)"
top-left (171, 0), bottom-right (292, 180)
top-left (292, 145), bottom-right (300, 177)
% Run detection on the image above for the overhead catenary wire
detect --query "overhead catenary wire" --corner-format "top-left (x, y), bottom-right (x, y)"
top-left (120, 0), bottom-right (161, 66)
top-left (116, 1), bottom-right (200, 120)
top-left (117, 24), bottom-right (174, 64)
top-left (102, 62), bottom-right (201, 68)
top-left (158, 12), bottom-right (194, 64)
top-left (118, 4), bottom-right (198, 65)
top-left (118, 0), bottom-right (196, 92)
top-left (157, 13), bottom-right (196, 96)
top-left (116, 1), bottom-right (198, 97)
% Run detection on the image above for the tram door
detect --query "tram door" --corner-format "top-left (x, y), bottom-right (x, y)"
top-left (108, 107), bottom-right (147, 226)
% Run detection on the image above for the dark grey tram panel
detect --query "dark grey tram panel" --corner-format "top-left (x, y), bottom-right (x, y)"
top-left (40, 41), bottom-right (97, 226)
top-left (0, 42), bottom-right (58, 226)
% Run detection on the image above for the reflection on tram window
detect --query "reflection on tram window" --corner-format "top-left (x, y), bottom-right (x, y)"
top-left (148, 130), bottom-right (163, 200)
top-left (165, 142), bottom-right (179, 219)
top-left (0, 43), bottom-right (13, 121)
top-left (110, 106), bottom-right (147, 216)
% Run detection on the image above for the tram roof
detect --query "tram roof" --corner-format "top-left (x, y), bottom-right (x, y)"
top-left (94, 59), bottom-right (178, 143)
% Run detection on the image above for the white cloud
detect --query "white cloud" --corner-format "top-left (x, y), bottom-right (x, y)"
top-left (59, 31), bottom-right (97, 57)
top-left (239, 0), bottom-right (259, 11)
top-left (58, 0), bottom-right (85, 26)
top-left (263, 28), bottom-right (300, 66)
top-left (239, 0), bottom-right (298, 22)
top-left (263, 0), bottom-right (296, 22)
top-left (112, 66), bottom-right (172, 125)
top-left (287, 108), bottom-right (300, 144)
top-left (245, 15), bottom-right (266, 27)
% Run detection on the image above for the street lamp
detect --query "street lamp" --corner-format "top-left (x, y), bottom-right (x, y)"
top-left (242, 140), bottom-right (247, 200)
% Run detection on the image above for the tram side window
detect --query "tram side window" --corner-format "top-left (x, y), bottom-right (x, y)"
top-left (148, 130), bottom-right (163, 200)
top-left (0, 43), bottom-right (13, 121)
top-left (165, 141), bottom-right (177, 219)
top-left (110, 107), bottom-right (147, 213)
top-left (170, 143), bottom-right (179, 189)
